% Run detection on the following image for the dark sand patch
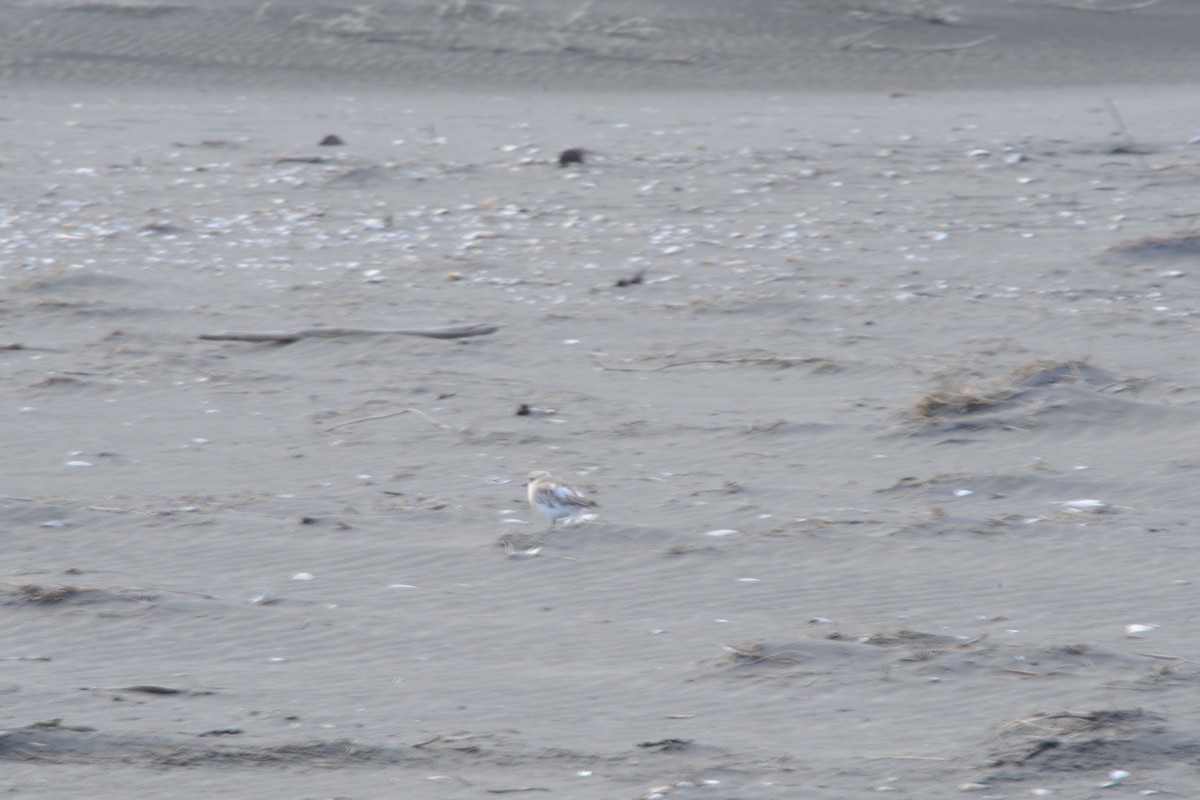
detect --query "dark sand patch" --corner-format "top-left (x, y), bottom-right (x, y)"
top-left (1101, 232), bottom-right (1200, 261)
top-left (985, 708), bottom-right (1200, 781)
top-left (901, 359), bottom-right (1192, 446)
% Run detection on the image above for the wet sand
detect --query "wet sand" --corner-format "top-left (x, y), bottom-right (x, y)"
top-left (4, 1), bottom-right (1200, 797)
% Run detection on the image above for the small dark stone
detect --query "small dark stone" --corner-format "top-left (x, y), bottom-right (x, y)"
top-left (558, 148), bottom-right (585, 167)
top-left (199, 728), bottom-right (244, 737)
top-left (1109, 144), bottom-right (1149, 155)
top-left (637, 738), bottom-right (691, 752)
top-left (319, 134), bottom-right (345, 146)
top-left (275, 155), bottom-right (330, 164)
top-left (515, 403), bottom-right (532, 416)
top-left (140, 222), bottom-right (189, 236)
top-left (124, 685), bottom-right (184, 695)
top-left (300, 516), bottom-right (316, 525)
top-left (615, 269), bottom-right (645, 288)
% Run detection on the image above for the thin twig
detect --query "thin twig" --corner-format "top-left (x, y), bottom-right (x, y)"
top-left (1137, 652), bottom-right (1197, 663)
top-left (485, 789), bottom-right (552, 795)
top-left (199, 324), bottom-right (498, 343)
top-left (1002, 667), bottom-right (1041, 677)
top-left (325, 408), bottom-right (454, 433)
top-left (1103, 682), bottom-right (1156, 691)
top-left (411, 736), bottom-right (440, 748)
top-left (848, 33), bottom-right (997, 52)
top-left (833, 23), bottom-right (893, 50)
top-left (836, 23), bottom-right (996, 52)
top-left (1104, 97), bottom-right (1154, 173)
top-left (593, 355), bottom-right (824, 372)
top-left (1054, 0), bottom-right (1163, 11)
top-left (659, 356), bottom-right (825, 370)
top-left (717, 643), bottom-right (809, 666)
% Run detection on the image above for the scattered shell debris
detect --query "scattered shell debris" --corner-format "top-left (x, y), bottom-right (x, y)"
top-left (503, 541), bottom-right (542, 559)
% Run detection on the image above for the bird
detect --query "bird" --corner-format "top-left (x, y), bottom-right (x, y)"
top-left (526, 470), bottom-right (598, 529)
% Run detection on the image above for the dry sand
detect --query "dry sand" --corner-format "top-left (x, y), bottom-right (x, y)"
top-left (4, 1), bottom-right (1200, 797)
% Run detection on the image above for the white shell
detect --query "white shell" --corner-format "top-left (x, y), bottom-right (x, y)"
top-left (1059, 499), bottom-right (1105, 510)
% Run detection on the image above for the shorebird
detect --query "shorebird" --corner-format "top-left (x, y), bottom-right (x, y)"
top-left (526, 470), bottom-right (598, 529)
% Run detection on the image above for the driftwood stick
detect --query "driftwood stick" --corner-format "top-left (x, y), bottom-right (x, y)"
top-left (1055, 0), bottom-right (1163, 11)
top-left (199, 324), bottom-right (498, 343)
top-left (1103, 96), bottom-right (1156, 173)
top-left (592, 355), bottom-right (825, 372)
top-left (842, 33), bottom-right (997, 52)
top-left (325, 408), bottom-right (455, 433)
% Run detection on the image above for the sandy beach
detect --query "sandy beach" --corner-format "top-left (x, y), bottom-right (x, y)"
top-left (4, 1), bottom-right (1200, 797)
